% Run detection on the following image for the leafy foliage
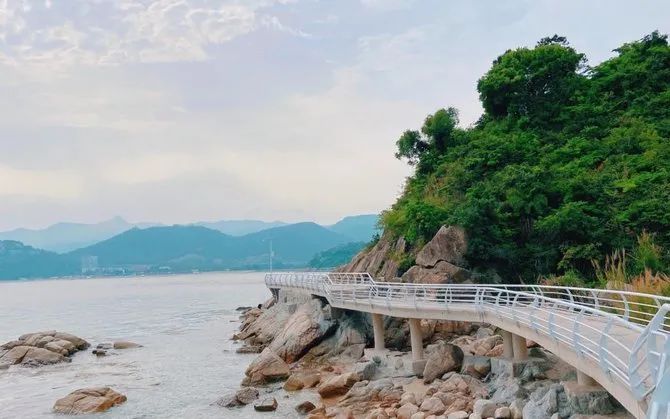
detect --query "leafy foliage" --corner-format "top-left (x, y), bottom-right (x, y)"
top-left (385, 32), bottom-right (670, 282)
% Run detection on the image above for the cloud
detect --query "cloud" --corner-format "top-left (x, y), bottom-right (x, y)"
top-left (0, 0), bottom-right (306, 67)
top-left (360, 0), bottom-right (416, 11)
top-left (0, 164), bottom-right (83, 200)
top-left (1, 0), bottom-right (669, 231)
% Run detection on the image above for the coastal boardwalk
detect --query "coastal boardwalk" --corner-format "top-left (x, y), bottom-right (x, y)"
top-left (265, 272), bottom-right (670, 419)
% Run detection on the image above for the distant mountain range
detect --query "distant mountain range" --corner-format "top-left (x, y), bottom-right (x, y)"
top-left (0, 214), bottom-right (380, 280)
top-left (0, 215), bottom-right (379, 253)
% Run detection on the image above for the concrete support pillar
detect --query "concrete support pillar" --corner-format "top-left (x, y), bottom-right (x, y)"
top-left (408, 318), bottom-right (426, 376)
top-left (372, 313), bottom-right (385, 351)
top-left (512, 334), bottom-right (528, 361)
top-left (501, 330), bottom-right (514, 359)
top-left (577, 370), bottom-right (598, 387)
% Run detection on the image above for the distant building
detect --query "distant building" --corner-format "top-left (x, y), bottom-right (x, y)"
top-left (81, 256), bottom-right (99, 274)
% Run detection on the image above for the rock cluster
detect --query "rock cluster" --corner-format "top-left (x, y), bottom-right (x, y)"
top-left (52, 387), bottom-right (126, 414)
top-left (0, 331), bottom-right (89, 368)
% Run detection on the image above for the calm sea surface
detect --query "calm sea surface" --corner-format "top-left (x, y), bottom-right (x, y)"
top-left (0, 272), bottom-right (313, 418)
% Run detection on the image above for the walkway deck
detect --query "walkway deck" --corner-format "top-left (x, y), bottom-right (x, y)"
top-left (265, 272), bottom-right (670, 419)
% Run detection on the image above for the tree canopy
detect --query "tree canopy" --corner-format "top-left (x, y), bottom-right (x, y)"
top-left (385, 32), bottom-right (670, 283)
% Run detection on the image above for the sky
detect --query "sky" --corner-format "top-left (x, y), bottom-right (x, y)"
top-left (1, 0), bottom-right (669, 231)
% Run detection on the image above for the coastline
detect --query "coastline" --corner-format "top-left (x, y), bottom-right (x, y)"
top-left (231, 290), bottom-right (633, 419)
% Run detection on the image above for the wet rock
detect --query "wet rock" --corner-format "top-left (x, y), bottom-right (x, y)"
top-left (1, 331), bottom-right (88, 368)
top-left (92, 349), bottom-right (107, 357)
top-left (6, 346), bottom-right (69, 367)
top-left (317, 372), bottom-right (359, 398)
top-left (53, 387), bottom-right (126, 414)
top-left (113, 341), bottom-right (142, 349)
top-left (423, 342), bottom-right (464, 383)
top-left (254, 397), bottom-right (278, 412)
top-left (242, 348), bottom-right (290, 386)
top-left (296, 401), bottom-right (317, 415)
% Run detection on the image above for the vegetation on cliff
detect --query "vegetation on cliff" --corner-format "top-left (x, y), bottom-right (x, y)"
top-left (383, 32), bottom-right (670, 283)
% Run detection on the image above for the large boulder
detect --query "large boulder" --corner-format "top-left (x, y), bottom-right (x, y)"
top-left (53, 387), bottom-right (126, 414)
top-left (401, 261), bottom-right (470, 284)
top-left (234, 302), bottom-right (293, 352)
top-left (423, 342), bottom-right (464, 383)
top-left (338, 233), bottom-right (406, 280)
top-left (268, 299), bottom-right (337, 363)
top-left (415, 226), bottom-right (467, 268)
top-left (242, 348), bottom-right (290, 386)
top-left (317, 372), bottom-right (360, 398)
top-left (1, 345), bottom-right (69, 367)
top-left (1, 331), bottom-right (88, 368)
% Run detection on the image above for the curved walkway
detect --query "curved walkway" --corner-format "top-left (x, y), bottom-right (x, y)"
top-left (265, 272), bottom-right (670, 419)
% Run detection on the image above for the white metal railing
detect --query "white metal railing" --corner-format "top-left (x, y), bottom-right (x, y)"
top-left (265, 272), bottom-right (670, 418)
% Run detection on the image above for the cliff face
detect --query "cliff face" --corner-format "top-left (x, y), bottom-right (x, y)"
top-left (339, 225), bottom-right (472, 284)
top-left (337, 234), bottom-right (406, 280)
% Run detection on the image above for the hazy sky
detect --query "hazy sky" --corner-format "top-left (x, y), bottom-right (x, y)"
top-left (1, 0), bottom-right (669, 230)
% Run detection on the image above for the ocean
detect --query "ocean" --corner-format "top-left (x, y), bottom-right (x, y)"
top-left (0, 272), bottom-right (314, 418)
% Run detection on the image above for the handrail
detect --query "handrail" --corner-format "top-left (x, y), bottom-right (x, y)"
top-left (265, 272), bottom-right (670, 418)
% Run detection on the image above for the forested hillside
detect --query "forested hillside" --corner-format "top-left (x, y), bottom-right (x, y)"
top-left (382, 32), bottom-right (670, 284)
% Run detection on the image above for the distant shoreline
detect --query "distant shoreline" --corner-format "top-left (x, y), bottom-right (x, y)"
top-left (0, 268), bottom-right (334, 283)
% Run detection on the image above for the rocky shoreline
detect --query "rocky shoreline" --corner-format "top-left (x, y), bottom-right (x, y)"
top-left (229, 295), bottom-right (632, 419)
top-left (225, 226), bottom-right (635, 419)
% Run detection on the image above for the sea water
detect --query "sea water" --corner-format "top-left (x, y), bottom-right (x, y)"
top-left (0, 272), bottom-right (313, 418)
